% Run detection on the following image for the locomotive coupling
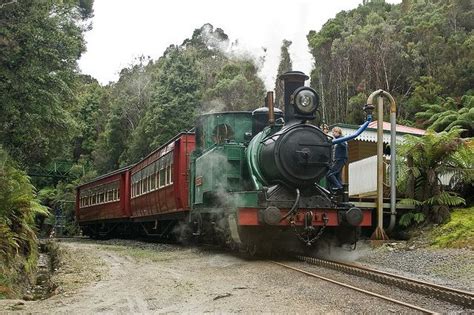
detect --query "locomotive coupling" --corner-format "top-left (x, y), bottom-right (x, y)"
top-left (339, 207), bottom-right (363, 226)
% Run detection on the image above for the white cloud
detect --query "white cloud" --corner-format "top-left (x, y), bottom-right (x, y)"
top-left (79, 0), bottom-right (401, 89)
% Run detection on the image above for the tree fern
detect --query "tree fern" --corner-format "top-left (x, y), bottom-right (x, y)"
top-left (424, 191), bottom-right (466, 207)
top-left (416, 95), bottom-right (474, 136)
top-left (397, 129), bottom-right (472, 224)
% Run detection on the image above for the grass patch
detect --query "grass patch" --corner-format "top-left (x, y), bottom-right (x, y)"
top-left (0, 273), bottom-right (11, 299)
top-left (431, 206), bottom-right (474, 249)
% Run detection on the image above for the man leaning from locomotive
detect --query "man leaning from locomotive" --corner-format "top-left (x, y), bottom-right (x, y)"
top-left (327, 127), bottom-right (348, 192)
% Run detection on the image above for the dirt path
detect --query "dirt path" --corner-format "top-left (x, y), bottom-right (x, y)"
top-left (0, 239), bottom-right (460, 314)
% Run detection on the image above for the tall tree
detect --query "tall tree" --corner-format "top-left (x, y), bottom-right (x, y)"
top-left (125, 46), bottom-right (202, 162)
top-left (307, 0), bottom-right (473, 125)
top-left (71, 75), bottom-right (108, 162)
top-left (92, 57), bottom-right (155, 172)
top-left (96, 24), bottom-right (266, 168)
top-left (274, 40), bottom-right (292, 109)
top-left (0, 0), bottom-right (93, 167)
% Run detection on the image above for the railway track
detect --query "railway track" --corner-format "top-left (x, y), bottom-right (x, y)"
top-left (273, 261), bottom-right (436, 313)
top-left (274, 255), bottom-right (473, 311)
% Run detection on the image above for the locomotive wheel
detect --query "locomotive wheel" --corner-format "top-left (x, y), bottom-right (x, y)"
top-left (336, 226), bottom-right (361, 245)
top-left (190, 212), bottom-right (203, 238)
top-left (247, 243), bottom-right (258, 257)
top-left (228, 240), bottom-right (238, 252)
top-left (242, 242), bottom-right (272, 258)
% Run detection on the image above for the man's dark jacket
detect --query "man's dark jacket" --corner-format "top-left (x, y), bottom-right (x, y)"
top-left (334, 142), bottom-right (348, 161)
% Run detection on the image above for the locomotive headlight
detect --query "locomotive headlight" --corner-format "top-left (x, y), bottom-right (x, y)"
top-left (292, 87), bottom-right (319, 115)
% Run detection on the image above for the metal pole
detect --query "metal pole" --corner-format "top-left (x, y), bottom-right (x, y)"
top-left (377, 96), bottom-right (384, 232)
top-left (387, 93), bottom-right (397, 232)
top-left (267, 91), bottom-right (275, 125)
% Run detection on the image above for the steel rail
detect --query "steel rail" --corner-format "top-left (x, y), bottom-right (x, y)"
top-left (272, 261), bottom-right (436, 314)
top-left (295, 255), bottom-right (474, 308)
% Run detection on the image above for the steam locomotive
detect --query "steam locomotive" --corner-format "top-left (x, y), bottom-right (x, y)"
top-left (76, 71), bottom-right (373, 255)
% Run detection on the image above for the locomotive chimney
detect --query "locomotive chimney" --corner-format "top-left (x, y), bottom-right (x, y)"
top-left (278, 71), bottom-right (309, 123)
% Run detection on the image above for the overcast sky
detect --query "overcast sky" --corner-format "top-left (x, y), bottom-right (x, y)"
top-left (79, 0), bottom-right (401, 90)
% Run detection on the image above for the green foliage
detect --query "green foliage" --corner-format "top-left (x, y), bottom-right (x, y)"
top-left (94, 24), bottom-right (265, 169)
top-left (415, 93), bottom-right (474, 137)
top-left (399, 211), bottom-right (425, 227)
top-left (406, 76), bottom-right (444, 118)
top-left (72, 76), bottom-right (109, 161)
top-left (0, 0), bottom-right (93, 167)
top-left (0, 147), bottom-right (48, 297)
top-left (203, 60), bottom-right (265, 112)
top-left (307, 0), bottom-right (474, 125)
top-left (397, 128), bottom-right (472, 224)
top-left (92, 57), bottom-right (155, 172)
top-left (431, 207), bottom-right (474, 249)
top-left (346, 93), bottom-right (367, 124)
top-left (274, 39), bottom-right (292, 109)
top-left (126, 47), bottom-right (202, 162)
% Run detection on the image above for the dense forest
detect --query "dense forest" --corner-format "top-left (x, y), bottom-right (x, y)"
top-left (0, 0), bottom-right (472, 297)
top-left (308, 0), bottom-right (473, 131)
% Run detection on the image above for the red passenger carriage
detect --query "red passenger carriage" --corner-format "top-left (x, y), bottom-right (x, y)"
top-left (75, 166), bottom-right (131, 237)
top-left (76, 133), bottom-right (195, 238)
top-left (129, 133), bottom-right (195, 235)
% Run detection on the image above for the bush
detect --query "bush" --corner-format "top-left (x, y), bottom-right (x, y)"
top-left (0, 147), bottom-right (48, 297)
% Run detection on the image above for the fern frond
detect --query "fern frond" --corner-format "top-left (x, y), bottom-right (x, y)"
top-left (424, 191), bottom-right (465, 206)
top-left (398, 198), bottom-right (423, 206)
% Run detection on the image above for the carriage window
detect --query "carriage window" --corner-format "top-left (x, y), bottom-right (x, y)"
top-left (166, 166), bottom-right (171, 185)
top-left (151, 172), bottom-right (156, 190)
top-left (117, 188), bottom-right (120, 200)
top-left (169, 164), bottom-right (173, 184)
top-left (159, 167), bottom-right (165, 187)
top-left (108, 190), bottom-right (113, 202)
